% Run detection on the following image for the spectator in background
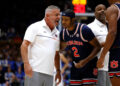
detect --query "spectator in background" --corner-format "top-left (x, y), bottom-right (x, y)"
top-left (0, 52), bottom-right (8, 72)
top-left (15, 67), bottom-right (25, 86)
top-left (0, 65), bottom-right (6, 86)
top-left (5, 65), bottom-right (16, 86)
top-left (8, 55), bottom-right (16, 72)
top-left (15, 56), bottom-right (23, 71)
top-left (6, 27), bottom-right (16, 40)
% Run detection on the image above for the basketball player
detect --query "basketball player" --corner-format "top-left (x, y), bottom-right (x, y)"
top-left (60, 9), bottom-right (101, 86)
top-left (97, 0), bottom-right (120, 86)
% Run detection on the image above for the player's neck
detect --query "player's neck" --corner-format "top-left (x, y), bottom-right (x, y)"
top-left (67, 24), bottom-right (75, 31)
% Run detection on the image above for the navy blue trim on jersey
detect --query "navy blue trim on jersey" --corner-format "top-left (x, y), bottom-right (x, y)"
top-left (81, 25), bottom-right (95, 42)
top-left (60, 28), bottom-right (65, 41)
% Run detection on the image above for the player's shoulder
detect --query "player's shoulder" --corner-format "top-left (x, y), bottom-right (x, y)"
top-left (81, 24), bottom-right (93, 35)
top-left (105, 4), bottom-right (118, 20)
top-left (107, 4), bottom-right (118, 13)
top-left (82, 23), bottom-right (90, 30)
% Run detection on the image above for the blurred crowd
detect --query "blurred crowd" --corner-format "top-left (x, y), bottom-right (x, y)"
top-left (0, 27), bottom-right (24, 86)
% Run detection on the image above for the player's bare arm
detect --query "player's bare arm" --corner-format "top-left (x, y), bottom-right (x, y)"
top-left (75, 37), bottom-right (101, 68)
top-left (97, 5), bottom-right (118, 68)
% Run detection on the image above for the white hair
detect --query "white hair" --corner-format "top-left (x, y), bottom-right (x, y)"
top-left (45, 5), bottom-right (60, 15)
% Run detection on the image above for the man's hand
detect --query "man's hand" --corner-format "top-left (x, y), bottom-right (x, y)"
top-left (24, 63), bottom-right (33, 78)
top-left (74, 59), bottom-right (88, 68)
top-left (97, 57), bottom-right (104, 68)
top-left (55, 70), bottom-right (61, 86)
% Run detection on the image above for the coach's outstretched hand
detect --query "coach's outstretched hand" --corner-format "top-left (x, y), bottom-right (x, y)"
top-left (55, 70), bottom-right (61, 86)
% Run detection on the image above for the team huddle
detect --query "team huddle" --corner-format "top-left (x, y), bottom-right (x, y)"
top-left (20, 0), bottom-right (120, 86)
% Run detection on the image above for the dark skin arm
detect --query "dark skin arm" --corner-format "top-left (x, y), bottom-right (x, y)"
top-left (54, 51), bottom-right (61, 85)
top-left (20, 40), bottom-right (33, 78)
top-left (97, 5), bottom-right (118, 68)
top-left (74, 37), bottom-right (101, 68)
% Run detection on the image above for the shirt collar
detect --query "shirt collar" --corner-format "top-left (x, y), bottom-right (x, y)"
top-left (41, 19), bottom-right (48, 27)
top-left (94, 18), bottom-right (106, 27)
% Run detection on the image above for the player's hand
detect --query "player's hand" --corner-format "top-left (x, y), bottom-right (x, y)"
top-left (97, 57), bottom-right (104, 68)
top-left (24, 63), bottom-right (33, 78)
top-left (74, 59), bottom-right (87, 68)
top-left (55, 71), bottom-right (61, 86)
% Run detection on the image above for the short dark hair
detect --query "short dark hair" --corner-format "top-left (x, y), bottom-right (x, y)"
top-left (62, 9), bottom-right (75, 18)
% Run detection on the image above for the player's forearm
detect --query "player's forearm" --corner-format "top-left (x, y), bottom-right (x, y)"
top-left (85, 46), bottom-right (101, 62)
top-left (101, 30), bottom-right (116, 58)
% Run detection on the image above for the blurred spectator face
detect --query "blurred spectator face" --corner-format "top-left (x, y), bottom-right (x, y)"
top-left (95, 4), bottom-right (106, 22)
top-left (8, 67), bottom-right (11, 72)
top-left (8, 27), bottom-right (15, 33)
top-left (18, 67), bottom-right (22, 73)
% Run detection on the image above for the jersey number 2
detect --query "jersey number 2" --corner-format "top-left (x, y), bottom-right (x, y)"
top-left (72, 47), bottom-right (80, 57)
